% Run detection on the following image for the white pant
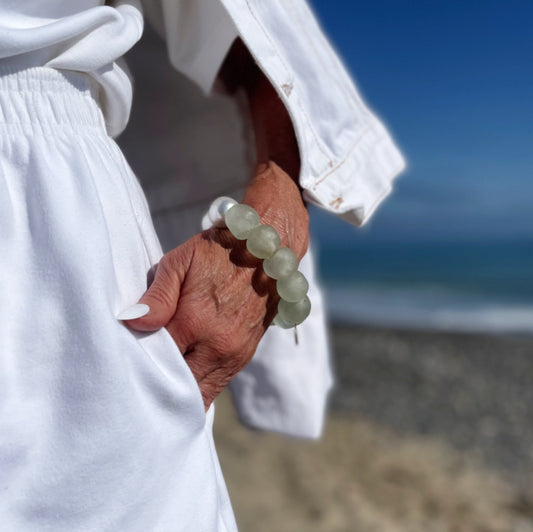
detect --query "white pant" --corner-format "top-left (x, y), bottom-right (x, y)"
top-left (0, 66), bottom-right (236, 531)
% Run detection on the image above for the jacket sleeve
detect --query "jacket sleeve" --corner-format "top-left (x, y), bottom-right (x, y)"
top-left (142, 0), bottom-right (405, 226)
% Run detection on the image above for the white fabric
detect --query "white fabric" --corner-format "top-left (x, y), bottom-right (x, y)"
top-left (0, 1), bottom-right (143, 138)
top-left (229, 244), bottom-right (332, 438)
top-left (0, 67), bottom-right (236, 531)
top-left (220, 0), bottom-right (406, 225)
top-left (0, 0), bottom-right (405, 224)
top-left (0, 1), bottom-right (405, 530)
top-left (144, 0), bottom-right (406, 224)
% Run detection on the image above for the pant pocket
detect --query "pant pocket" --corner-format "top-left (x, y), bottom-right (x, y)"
top-left (133, 326), bottom-right (207, 427)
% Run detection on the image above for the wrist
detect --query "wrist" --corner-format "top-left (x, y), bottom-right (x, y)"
top-left (202, 193), bottom-right (311, 328)
top-left (243, 161), bottom-right (309, 260)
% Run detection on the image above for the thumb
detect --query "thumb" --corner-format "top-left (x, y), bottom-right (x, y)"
top-left (120, 252), bottom-right (186, 331)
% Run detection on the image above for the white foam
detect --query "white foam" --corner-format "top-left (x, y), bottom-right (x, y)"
top-left (325, 285), bottom-right (533, 334)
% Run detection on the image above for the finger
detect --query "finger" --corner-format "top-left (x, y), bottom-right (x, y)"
top-left (180, 344), bottom-right (217, 411)
top-left (163, 312), bottom-right (193, 357)
top-left (122, 252), bottom-right (187, 332)
top-left (183, 344), bottom-right (214, 384)
top-left (185, 341), bottom-right (246, 411)
top-left (198, 364), bottom-right (241, 412)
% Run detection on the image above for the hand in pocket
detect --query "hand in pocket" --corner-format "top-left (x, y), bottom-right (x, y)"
top-left (123, 162), bottom-right (309, 411)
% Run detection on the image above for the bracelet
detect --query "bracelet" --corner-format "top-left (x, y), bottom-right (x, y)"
top-left (202, 196), bottom-right (311, 328)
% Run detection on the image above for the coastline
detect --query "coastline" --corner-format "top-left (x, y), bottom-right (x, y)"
top-left (214, 324), bottom-right (533, 531)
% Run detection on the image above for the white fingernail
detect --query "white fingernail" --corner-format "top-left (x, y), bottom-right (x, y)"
top-left (117, 303), bottom-right (150, 320)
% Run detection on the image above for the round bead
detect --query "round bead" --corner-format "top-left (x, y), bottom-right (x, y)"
top-left (246, 225), bottom-right (281, 259)
top-left (263, 247), bottom-right (299, 280)
top-left (217, 197), bottom-right (238, 218)
top-left (278, 296), bottom-right (311, 325)
top-left (206, 196), bottom-right (237, 228)
top-left (224, 204), bottom-right (260, 240)
top-left (276, 271), bottom-right (309, 303)
top-left (273, 314), bottom-right (295, 329)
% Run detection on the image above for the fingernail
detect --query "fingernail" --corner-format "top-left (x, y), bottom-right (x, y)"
top-left (117, 303), bottom-right (150, 320)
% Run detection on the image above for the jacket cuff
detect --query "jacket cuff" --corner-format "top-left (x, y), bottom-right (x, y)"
top-left (218, 0), bottom-right (406, 226)
top-left (303, 116), bottom-right (406, 226)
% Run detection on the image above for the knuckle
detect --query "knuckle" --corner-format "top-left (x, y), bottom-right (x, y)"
top-left (158, 249), bottom-right (188, 285)
top-left (215, 332), bottom-right (242, 358)
top-left (214, 330), bottom-right (256, 366)
top-left (179, 310), bottom-right (209, 339)
top-left (164, 247), bottom-right (187, 272)
top-left (147, 282), bottom-right (175, 310)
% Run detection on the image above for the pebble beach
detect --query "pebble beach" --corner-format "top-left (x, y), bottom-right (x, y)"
top-left (214, 325), bottom-right (533, 532)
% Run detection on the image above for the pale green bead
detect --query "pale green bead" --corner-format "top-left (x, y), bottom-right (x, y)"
top-left (263, 247), bottom-right (298, 280)
top-left (278, 296), bottom-right (311, 325)
top-left (276, 271), bottom-right (309, 303)
top-left (273, 314), bottom-right (295, 329)
top-left (224, 204), bottom-right (260, 240)
top-left (246, 225), bottom-right (281, 259)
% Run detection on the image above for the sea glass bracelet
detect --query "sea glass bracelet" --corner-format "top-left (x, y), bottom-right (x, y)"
top-left (202, 196), bottom-right (311, 328)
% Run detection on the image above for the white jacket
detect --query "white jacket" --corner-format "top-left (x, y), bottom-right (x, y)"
top-left (143, 0), bottom-right (405, 225)
top-left (0, 0), bottom-right (404, 438)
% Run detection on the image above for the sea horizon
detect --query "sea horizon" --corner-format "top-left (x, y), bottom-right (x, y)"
top-left (315, 238), bottom-right (533, 335)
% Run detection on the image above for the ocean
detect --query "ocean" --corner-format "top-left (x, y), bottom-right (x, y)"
top-left (315, 239), bottom-right (533, 334)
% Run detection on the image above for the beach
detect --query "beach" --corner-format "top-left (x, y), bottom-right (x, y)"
top-left (214, 325), bottom-right (533, 532)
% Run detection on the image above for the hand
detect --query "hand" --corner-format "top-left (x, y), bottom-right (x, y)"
top-left (124, 162), bottom-right (309, 411)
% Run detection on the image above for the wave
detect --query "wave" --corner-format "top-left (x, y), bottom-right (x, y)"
top-left (324, 284), bottom-right (533, 334)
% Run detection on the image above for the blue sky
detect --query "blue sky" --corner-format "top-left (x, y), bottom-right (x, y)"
top-left (308, 0), bottom-right (533, 244)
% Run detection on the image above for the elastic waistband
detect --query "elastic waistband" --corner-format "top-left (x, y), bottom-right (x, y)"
top-left (0, 66), bottom-right (106, 136)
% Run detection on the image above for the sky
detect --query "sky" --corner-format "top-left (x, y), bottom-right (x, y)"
top-left (307, 0), bottom-right (533, 244)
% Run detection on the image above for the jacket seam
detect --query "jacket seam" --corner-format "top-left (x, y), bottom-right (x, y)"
top-left (312, 124), bottom-right (370, 189)
top-left (287, 0), bottom-right (360, 119)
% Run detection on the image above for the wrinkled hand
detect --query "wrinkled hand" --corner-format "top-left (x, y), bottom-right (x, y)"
top-left (124, 162), bottom-right (308, 410)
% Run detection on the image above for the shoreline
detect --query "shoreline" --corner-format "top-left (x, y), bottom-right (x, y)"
top-left (328, 316), bottom-right (533, 338)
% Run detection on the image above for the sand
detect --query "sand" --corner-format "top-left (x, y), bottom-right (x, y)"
top-left (214, 325), bottom-right (533, 532)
